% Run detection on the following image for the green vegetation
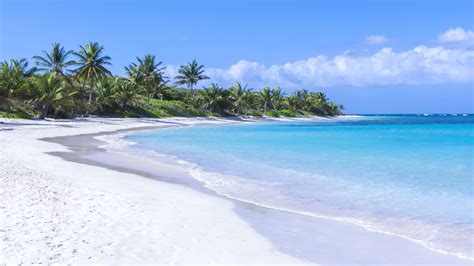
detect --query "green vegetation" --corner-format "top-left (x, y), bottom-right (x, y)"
top-left (0, 42), bottom-right (343, 119)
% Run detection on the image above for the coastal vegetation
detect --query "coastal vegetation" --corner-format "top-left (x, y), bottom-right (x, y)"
top-left (0, 42), bottom-right (343, 119)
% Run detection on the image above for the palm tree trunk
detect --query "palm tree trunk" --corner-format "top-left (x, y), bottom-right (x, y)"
top-left (4, 88), bottom-right (12, 111)
top-left (85, 78), bottom-right (95, 116)
top-left (88, 78), bottom-right (94, 104)
top-left (81, 80), bottom-right (86, 97)
top-left (190, 83), bottom-right (194, 98)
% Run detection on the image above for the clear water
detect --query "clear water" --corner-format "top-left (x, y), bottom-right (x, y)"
top-left (125, 115), bottom-right (474, 258)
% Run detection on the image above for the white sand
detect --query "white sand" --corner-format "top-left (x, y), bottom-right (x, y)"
top-left (0, 117), bottom-right (307, 264)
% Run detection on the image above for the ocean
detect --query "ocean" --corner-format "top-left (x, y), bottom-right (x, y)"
top-left (124, 115), bottom-right (474, 258)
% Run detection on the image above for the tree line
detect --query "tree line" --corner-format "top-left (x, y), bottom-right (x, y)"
top-left (0, 42), bottom-right (343, 119)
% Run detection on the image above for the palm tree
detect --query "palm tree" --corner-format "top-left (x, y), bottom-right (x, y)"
top-left (287, 89), bottom-right (308, 112)
top-left (199, 83), bottom-right (226, 112)
top-left (287, 95), bottom-right (301, 112)
top-left (125, 62), bottom-right (141, 83)
top-left (95, 77), bottom-right (119, 111)
top-left (174, 59), bottom-right (209, 97)
top-left (125, 54), bottom-right (166, 99)
top-left (34, 74), bottom-right (76, 118)
top-left (33, 43), bottom-right (75, 77)
top-left (315, 92), bottom-right (328, 102)
top-left (270, 87), bottom-right (284, 110)
top-left (306, 91), bottom-right (331, 115)
top-left (114, 78), bottom-right (137, 110)
top-left (229, 82), bottom-right (253, 115)
top-left (0, 58), bottom-right (36, 110)
top-left (326, 102), bottom-right (343, 116)
top-left (259, 87), bottom-right (272, 113)
top-left (73, 42), bottom-right (112, 105)
top-left (295, 89), bottom-right (309, 99)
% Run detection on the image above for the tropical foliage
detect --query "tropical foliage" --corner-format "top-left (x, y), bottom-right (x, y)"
top-left (74, 42), bottom-right (112, 105)
top-left (32, 74), bottom-right (76, 118)
top-left (174, 59), bottom-right (209, 97)
top-left (125, 54), bottom-right (166, 99)
top-left (33, 43), bottom-right (75, 77)
top-left (0, 58), bottom-right (36, 110)
top-left (0, 42), bottom-right (343, 118)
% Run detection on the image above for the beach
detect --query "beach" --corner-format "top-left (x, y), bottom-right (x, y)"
top-left (0, 117), bottom-right (471, 264)
top-left (0, 117), bottom-right (304, 264)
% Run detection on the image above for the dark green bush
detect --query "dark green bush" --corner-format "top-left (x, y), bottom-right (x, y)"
top-left (246, 110), bottom-right (263, 117)
top-left (278, 109), bottom-right (296, 117)
top-left (265, 110), bottom-right (280, 117)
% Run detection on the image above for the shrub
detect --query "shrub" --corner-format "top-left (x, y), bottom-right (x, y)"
top-left (265, 110), bottom-right (280, 117)
top-left (148, 99), bottom-right (208, 117)
top-left (278, 109), bottom-right (296, 117)
top-left (246, 109), bottom-right (262, 117)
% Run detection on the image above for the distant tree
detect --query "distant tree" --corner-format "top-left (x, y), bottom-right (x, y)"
top-left (125, 54), bottom-right (166, 99)
top-left (114, 78), bottom-right (138, 110)
top-left (304, 91), bottom-right (343, 116)
top-left (94, 77), bottom-right (119, 112)
top-left (270, 87), bottom-right (284, 110)
top-left (228, 82), bottom-right (253, 115)
top-left (287, 95), bottom-right (301, 112)
top-left (33, 74), bottom-right (76, 118)
top-left (295, 89), bottom-right (309, 109)
top-left (174, 59), bottom-right (209, 97)
top-left (199, 83), bottom-right (227, 112)
top-left (74, 42), bottom-right (112, 105)
top-left (287, 89), bottom-right (308, 112)
top-left (0, 58), bottom-right (36, 110)
top-left (33, 43), bottom-right (75, 77)
top-left (258, 87), bottom-right (272, 112)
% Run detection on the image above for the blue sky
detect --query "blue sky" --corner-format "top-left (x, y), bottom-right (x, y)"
top-left (1, 0), bottom-right (473, 114)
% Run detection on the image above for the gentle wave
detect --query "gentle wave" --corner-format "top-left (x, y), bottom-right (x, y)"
top-left (94, 133), bottom-right (137, 150)
top-left (184, 164), bottom-right (473, 261)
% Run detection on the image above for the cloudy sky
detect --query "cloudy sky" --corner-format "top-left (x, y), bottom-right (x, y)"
top-left (1, 0), bottom-right (473, 113)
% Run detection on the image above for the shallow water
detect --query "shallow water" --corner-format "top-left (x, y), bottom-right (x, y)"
top-left (125, 115), bottom-right (474, 258)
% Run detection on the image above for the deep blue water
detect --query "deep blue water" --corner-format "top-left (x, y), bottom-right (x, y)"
top-left (125, 115), bottom-right (474, 257)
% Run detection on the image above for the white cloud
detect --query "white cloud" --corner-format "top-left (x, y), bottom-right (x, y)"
top-left (191, 46), bottom-right (474, 88)
top-left (364, 35), bottom-right (389, 45)
top-left (438, 27), bottom-right (474, 43)
top-left (167, 30), bottom-right (474, 89)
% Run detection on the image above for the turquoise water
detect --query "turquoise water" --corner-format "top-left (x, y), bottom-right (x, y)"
top-left (126, 115), bottom-right (474, 258)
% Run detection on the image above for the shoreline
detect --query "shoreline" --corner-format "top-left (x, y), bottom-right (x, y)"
top-left (1, 117), bottom-right (306, 264)
top-left (1, 117), bottom-right (471, 264)
top-left (86, 122), bottom-right (473, 264)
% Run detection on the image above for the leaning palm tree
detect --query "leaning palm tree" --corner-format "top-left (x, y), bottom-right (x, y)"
top-left (174, 59), bottom-right (209, 97)
top-left (33, 43), bottom-right (75, 77)
top-left (73, 42), bottom-right (112, 105)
